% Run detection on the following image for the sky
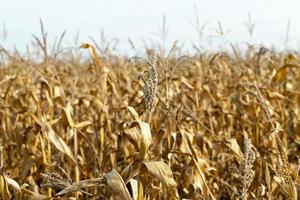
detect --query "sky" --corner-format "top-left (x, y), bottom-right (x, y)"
top-left (0, 0), bottom-right (300, 54)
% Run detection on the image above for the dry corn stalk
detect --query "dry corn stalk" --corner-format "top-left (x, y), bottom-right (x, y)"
top-left (80, 43), bottom-right (110, 105)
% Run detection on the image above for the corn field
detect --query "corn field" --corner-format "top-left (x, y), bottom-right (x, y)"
top-left (0, 23), bottom-right (300, 200)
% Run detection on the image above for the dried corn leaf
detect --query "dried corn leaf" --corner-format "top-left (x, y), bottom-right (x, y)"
top-left (56, 178), bottom-right (104, 196)
top-left (21, 188), bottom-right (48, 200)
top-left (104, 169), bottom-right (132, 200)
top-left (178, 127), bottom-right (215, 200)
top-left (141, 161), bottom-right (177, 187)
top-left (181, 77), bottom-right (194, 89)
top-left (126, 106), bottom-right (140, 121)
top-left (121, 161), bottom-right (141, 184)
top-left (272, 64), bottom-right (299, 82)
top-left (226, 138), bottom-right (243, 160)
top-left (74, 120), bottom-right (91, 128)
top-left (5, 176), bottom-right (21, 192)
top-left (123, 126), bottom-right (141, 149)
top-left (194, 166), bottom-right (204, 191)
top-left (0, 175), bottom-right (11, 200)
top-left (127, 179), bottom-right (138, 200)
top-left (47, 127), bottom-right (75, 162)
top-left (130, 121), bottom-right (152, 159)
top-left (30, 113), bottom-right (75, 162)
top-left (265, 163), bottom-right (271, 192)
top-left (63, 102), bottom-right (75, 128)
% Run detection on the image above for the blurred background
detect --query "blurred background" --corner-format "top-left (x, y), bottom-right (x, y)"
top-left (0, 0), bottom-right (300, 55)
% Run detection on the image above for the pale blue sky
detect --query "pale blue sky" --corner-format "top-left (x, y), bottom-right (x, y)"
top-left (0, 0), bottom-right (300, 54)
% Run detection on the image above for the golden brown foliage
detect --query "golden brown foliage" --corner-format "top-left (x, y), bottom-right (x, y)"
top-left (0, 40), bottom-right (300, 200)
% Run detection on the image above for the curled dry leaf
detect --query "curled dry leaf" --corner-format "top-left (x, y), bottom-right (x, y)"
top-left (121, 160), bottom-right (141, 184)
top-left (123, 126), bottom-right (142, 150)
top-left (104, 169), bottom-right (132, 200)
top-left (130, 121), bottom-right (152, 159)
top-left (4, 176), bottom-right (21, 192)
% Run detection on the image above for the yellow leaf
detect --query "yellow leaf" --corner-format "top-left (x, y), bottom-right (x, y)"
top-left (130, 121), bottom-right (152, 159)
top-left (126, 106), bottom-right (140, 121)
top-left (226, 138), bottom-right (243, 160)
top-left (63, 102), bottom-right (75, 128)
top-left (74, 120), bottom-right (91, 128)
top-left (105, 169), bottom-right (132, 200)
top-left (141, 161), bottom-right (177, 187)
top-left (31, 113), bottom-right (75, 163)
top-left (272, 64), bottom-right (300, 82)
top-left (46, 125), bottom-right (75, 163)
top-left (56, 178), bottom-right (104, 196)
top-left (0, 175), bottom-right (11, 200)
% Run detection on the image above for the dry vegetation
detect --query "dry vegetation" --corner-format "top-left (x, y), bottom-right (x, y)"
top-left (1, 22), bottom-right (300, 200)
